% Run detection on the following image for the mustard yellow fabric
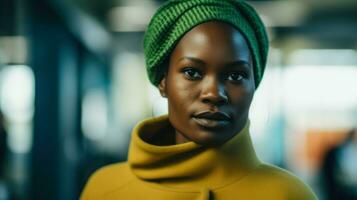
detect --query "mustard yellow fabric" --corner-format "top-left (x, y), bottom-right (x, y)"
top-left (81, 115), bottom-right (317, 200)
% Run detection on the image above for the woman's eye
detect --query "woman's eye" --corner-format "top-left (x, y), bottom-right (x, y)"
top-left (227, 72), bottom-right (245, 82)
top-left (182, 68), bottom-right (202, 79)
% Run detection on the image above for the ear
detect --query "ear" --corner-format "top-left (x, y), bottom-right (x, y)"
top-left (158, 76), bottom-right (167, 98)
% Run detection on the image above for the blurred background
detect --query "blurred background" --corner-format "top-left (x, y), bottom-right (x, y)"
top-left (0, 0), bottom-right (357, 199)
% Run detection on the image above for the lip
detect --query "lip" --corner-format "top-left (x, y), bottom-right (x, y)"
top-left (192, 111), bottom-right (232, 128)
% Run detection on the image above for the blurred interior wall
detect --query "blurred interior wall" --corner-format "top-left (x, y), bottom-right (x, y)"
top-left (28, 0), bottom-right (83, 199)
top-left (0, 0), bottom-right (17, 36)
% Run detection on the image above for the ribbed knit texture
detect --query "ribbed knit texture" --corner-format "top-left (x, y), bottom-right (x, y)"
top-left (144, 0), bottom-right (269, 88)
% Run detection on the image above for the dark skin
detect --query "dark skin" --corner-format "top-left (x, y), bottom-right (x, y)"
top-left (159, 21), bottom-right (255, 146)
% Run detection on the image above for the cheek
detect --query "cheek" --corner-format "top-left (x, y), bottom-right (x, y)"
top-left (166, 75), bottom-right (198, 113)
top-left (228, 85), bottom-right (254, 110)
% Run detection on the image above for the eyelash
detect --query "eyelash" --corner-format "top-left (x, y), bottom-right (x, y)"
top-left (181, 67), bottom-right (202, 80)
top-left (181, 67), bottom-right (247, 83)
top-left (226, 71), bottom-right (246, 82)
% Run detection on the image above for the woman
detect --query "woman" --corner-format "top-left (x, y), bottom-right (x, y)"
top-left (81, 0), bottom-right (317, 199)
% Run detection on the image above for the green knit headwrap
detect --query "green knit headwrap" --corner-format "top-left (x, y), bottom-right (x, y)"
top-left (144, 0), bottom-right (269, 88)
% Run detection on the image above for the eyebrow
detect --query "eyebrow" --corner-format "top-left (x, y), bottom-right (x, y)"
top-left (178, 56), bottom-right (251, 69)
top-left (225, 60), bottom-right (251, 69)
top-left (178, 56), bottom-right (206, 65)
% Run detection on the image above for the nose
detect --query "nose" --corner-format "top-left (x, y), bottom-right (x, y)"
top-left (200, 77), bottom-right (228, 105)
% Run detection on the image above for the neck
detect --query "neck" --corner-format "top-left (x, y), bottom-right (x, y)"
top-left (175, 130), bottom-right (190, 144)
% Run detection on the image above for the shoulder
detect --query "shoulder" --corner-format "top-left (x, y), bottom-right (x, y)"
top-left (248, 163), bottom-right (318, 200)
top-left (80, 162), bottom-right (135, 200)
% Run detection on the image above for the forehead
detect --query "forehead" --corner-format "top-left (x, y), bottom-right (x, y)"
top-left (170, 21), bottom-right (251, 64)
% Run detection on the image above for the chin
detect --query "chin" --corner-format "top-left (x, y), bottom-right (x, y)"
top-left (192, 130), bottom-right (231, 146)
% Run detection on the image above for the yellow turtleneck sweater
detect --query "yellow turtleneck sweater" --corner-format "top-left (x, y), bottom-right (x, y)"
top-left (80, 115), bottom-right (317, 200)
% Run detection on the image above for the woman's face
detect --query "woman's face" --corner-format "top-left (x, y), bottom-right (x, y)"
top-left (159, 21), bottom-right (255, 146)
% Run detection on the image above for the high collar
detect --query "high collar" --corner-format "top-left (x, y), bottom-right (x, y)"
top-left (128, 115), bottom-right (261, 189)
